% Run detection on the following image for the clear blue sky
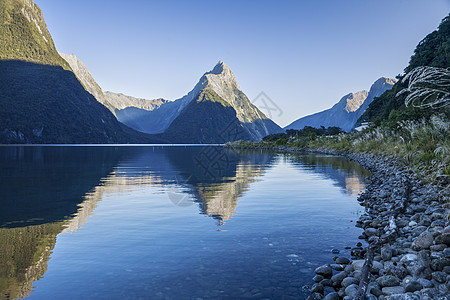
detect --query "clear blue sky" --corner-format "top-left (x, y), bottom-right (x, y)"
top-left (35, 0), bottom-right (449, 127)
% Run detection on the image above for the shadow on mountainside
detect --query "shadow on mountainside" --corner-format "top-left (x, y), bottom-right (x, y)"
top-left (0, 60), bottom-right (166, 144)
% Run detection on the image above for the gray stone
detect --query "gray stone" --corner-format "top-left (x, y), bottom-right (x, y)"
top-left (352, 260), bottom-right (365, 271)
top-left (431, 257), bottom-right (450, 271)
top-left (404, 281), bottom-right (423, 292)
top-left (369, 286), bottom-right (382, 297)
top-left (444, 225), bottom-right (450, 233)
top-left (420, 287), bottom-right (439, 298)
top-left (371, 260), bottom-right (383, 274)
top-left (411, 226), bottom-right (427, 237)
top-left (331, 271), bottom-right (347, 284)
top-left (320, 279), bottom-right (332, 287)
top-left (335, 257), bottom-right (350, 264)
top-left (384, 261), bottom-right (408, 278)
top-left (412, 231), bottom-right (434, 250)
top-left (381, 286), bottom-right (405, 295)
top-left (310, 292), bottom-right (323, 300)
top-left (431, 219), bottom-right (446, 227)
top-left (385, 294), bottom-right (420, 300)
top-left (430, 251), bottom-right (442, 260)
top-left (435, 233), bottom-right (450, 246)
top-left (409, 220), bottom-right (418, 226)
top-left (323, 292), bottom-right (339, 300)
top-left (401, 275), bottom-right (413, 287)
top-left (396, 219), bottom-right (409, 228)
top-left (406, 261), bottom-right (425, 276)
top-left (417, 250), bottom-right (431, 268)
top-left (365, 227), bottom-right (378, 237)
top-left (416, 278), bottom-right (433, 288)
top-left (341, 277), bottom-right (359, 288)
top-left (437, 283), bottom-right (449, 296)
top-left (431, 212), bottom-right (444, 221)
top-left (344, 264), bottom-right (353, 273)
top-left (412, 205), bottom-right (427, 213)
top-left (381, 246), bottom-right (393, 260)
top-left (353, 270), bottom-right (362, 281)
top-left (430, 244), bottom-right (446, 251)
top-left (368, 281), bottom-right (380, 291)
top-left (443, 247), bottom-right (450, 258)
top-left (311, 283), bottom-right (324, 294)
top-left (344, 283), bottom-right (359, 298)
top-left (315, 264), bottom-right (333, 277)
top-left (400, 254), bottom-right (418, 264)
top-left (377, 275), bottom-right (401, 287)
top-left (330, 264), bottom-right (344, 271)
top-left (313, 275), bottom-right (324, 283)
top-left (431, 271), bottom-right (447, 283)
top-left (443, 265), bottom-right (450, 274)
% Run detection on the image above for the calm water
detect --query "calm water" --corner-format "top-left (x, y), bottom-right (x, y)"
top-left (0, 146), bottom-right (370, 300)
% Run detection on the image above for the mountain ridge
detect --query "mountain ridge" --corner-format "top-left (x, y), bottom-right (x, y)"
top-left (361, 14), bottom-right (450, 124)
top-left (285, 77), bottom-right (396, 132)
top-left (59, 52), bottom-right (170, 115)
top-left (66, 57), bottom-right (283, 141)
top-left (0, 0), bottom-right (70, 69)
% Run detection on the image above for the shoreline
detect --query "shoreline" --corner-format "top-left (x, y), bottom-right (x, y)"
top-left (227, 145), bottom-right (450, 300)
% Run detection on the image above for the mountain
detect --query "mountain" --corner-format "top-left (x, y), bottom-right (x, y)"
top-left (57, 52), bottom-right (111, 111)
top-left (59, 53), bottom-right (169, 116)
top-left (285, 77), bottom-right (396, 132)
top-left (0, 0), bottom-right (162, 144)
top-left (64, 54), bottom-right (283, 142)
top-left (361, 14), bottom-right (450, 125)
top-left (123, 61), bottom-right (283, 142)
top-left (104, 91), bottom-right (168, 112)
top-left (0, 0), bottom-right (69, 68)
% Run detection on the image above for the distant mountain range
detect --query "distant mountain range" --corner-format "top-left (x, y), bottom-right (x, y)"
top-left (285, 77), bottom-right (397, 132)
top-left (63, 53), bottom-right (283, 143)
top-left (58, 53), bottom-right (169, 117)
top-left (152, 61), bottom-right (283, 143)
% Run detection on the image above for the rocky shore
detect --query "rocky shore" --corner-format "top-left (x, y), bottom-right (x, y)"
top-left (228, 145), bottom-right (450, 299)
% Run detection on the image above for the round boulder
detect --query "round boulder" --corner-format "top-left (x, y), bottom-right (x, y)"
top-left (315, 264), bottom-right (333, 277)
top-left (376, 275), bottom-right (400, 287)
top-left (411, 231), bottom-right (434, 250)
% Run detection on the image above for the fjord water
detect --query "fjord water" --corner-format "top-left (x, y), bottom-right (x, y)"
top-left (0, 146), bottom-right (369, 300)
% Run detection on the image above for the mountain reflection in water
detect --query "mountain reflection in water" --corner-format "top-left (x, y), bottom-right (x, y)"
top-left (0, 146), bottom-right (369, 299)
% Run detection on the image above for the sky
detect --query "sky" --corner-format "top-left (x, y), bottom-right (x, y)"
top-left (35, 0), bottom-right (450, 127)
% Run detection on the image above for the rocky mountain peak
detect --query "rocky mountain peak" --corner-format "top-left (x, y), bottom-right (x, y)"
top-left (198, 61), bottom-right (240, 104)
top-left (369, 77), bottom-right (398, 96)
top-left (285, 77), bottom-right (396, 132)
top-left (342, 91), bottom-right (369, 113)
top-left (208, 61), bottom-right (230, 74)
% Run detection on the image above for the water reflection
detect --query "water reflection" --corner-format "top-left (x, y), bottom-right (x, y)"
top-left (0, 146), bottom-right (369, 299)
top-left (0, 146), bottom-right (121, 299)
top-left (286, 153), bottom-right (370, 195)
